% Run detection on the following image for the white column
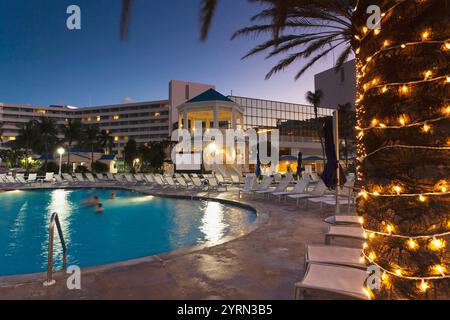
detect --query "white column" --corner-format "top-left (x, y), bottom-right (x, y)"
top-left (232, 108), bottom-right (237, 130)
top-left (213, 106), bottom-right (219, 129)
top-left (183, 110), bottom-right (188, 129)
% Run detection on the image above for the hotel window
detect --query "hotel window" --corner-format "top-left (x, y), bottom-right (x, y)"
top-left (96, 116), bottom-right (101, 122)
top-left (114, 136), bottom-right (120, 141)
top-left (9, 137), bottom-right (16, 141)
top-left (36, 109), bottom-right (47, 114)
top-left (113, 115), bottom-right (120, 120)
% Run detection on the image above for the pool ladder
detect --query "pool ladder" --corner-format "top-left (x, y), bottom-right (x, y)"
top-left (43, 212), bottom-right (67, 287)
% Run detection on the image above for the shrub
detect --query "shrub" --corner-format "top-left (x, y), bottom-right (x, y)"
top-left (92, 161), bottom-right (109, 173)
top-left (75, 165), bottom-right (90, 173)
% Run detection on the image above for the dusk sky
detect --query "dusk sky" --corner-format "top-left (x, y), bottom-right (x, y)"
top-left (0, 0), bottom-right (347, 107)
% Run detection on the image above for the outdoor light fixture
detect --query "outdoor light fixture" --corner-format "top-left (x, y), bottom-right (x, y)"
top-left (57, 147), bottom-right (65, 176)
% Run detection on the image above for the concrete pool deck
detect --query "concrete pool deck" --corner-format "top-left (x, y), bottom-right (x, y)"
top-left (0, 185), bottom-right (357, 300)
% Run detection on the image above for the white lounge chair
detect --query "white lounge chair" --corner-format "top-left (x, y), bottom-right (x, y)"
top-left (294, 263), bottom-right (370, 300)
top-left (85, 173), bottom-right (96, 183)
top-left (54, 175), bottom-right (67, 185)
top-left (44, 172), bottom-right (55, 183)
top-left (309, 172), bottom-right (320, 183)
top-left (106, 173), bottom-right (116, 182)
top-left (230, 174), bottom-right (241, 186)
top-left (239, 175), bottom-right (257, 197)
top-left (62, 173), bottom-right (76, 184)
top-left (288, 179), bottom-right (328, 206)
top-left (15, 174), bottom-right (27, 184)
top-left (191, 175), bottom-right (207, 190)
top-left (124, 173), bottom-right (136, 184)
top-left (251, 176), bottom-right (274, 192)
top-left (114, 174), bottom-right (126, 184)
top-left (164, 176), bottom-right (179, 189)
top-left (27, 173), bottom-right (37, 183)
top-left (95, 173), bottom-right (107, 182)
top-left (271, 176), bottom-right (311, 201)
top-left (254, 174), bottom-right (293, 198)
top-left (208, 176), bottom-right (226, 192)
top-left (175, 175), bottom-right (190, 190)
top-left (134, 174), bottom-right (145, 184)
top-left (75, 173), bottom-right (86, 183)
top-left (325, 226), bottom-right (365, 246)
top-left (144, 174), bottom-right (156, 185)
top-left (324, 215), bottom-right (363, 226)
top-left (305, 245), bottom-right (365, 270)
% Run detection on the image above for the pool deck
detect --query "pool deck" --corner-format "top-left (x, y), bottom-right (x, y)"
top-left (0, 184), bottom-right (356, 300)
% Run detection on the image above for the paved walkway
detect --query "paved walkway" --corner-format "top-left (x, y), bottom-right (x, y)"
top-left (0, 186), bottom-right (350, 300)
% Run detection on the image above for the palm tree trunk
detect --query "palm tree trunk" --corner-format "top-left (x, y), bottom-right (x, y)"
top-left (91, 145), bottom-right (94, 172)
top-left (44, 143), bottom-right (48, 172)
top-left (67, 142), bottom-right (72, 173)
top-left (355, 0), bottom-right (449, 299)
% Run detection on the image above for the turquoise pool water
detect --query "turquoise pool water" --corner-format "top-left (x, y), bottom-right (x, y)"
top-left (0, 189), bottom-right (256, 277)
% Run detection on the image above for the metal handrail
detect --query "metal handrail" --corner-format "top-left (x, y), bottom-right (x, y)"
top-left (43, 212), bottom-right (67, 287)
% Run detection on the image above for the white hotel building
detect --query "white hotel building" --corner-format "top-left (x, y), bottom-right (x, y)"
top-left (0, 80), bottom-right (342, 163)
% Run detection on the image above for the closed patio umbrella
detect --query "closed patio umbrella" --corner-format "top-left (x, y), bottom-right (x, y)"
top-left (296, 152), bottom-right (303, 179)
top-left (321, 117), bottom-right (346, 189)
top-left (255, 153), bottom-right (261, 178)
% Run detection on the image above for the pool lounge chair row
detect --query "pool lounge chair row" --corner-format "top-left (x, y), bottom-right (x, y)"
top-left (238, 174), bottom-right (357, 212)
top-left (294, 219), bottom-right (369, 299)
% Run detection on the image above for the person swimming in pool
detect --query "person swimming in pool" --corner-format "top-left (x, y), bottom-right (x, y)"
top-left (96, 203), bottom-right (104, 213)
top-left (111, 192), bottom-right (117, 200)
top-left (86, 195), bottom-right (100, 207)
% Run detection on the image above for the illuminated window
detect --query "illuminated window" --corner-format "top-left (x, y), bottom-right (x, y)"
top-left (36, 109), bottom-right (46, 114)
top-left (154, 112), bottom-right (161, 117)
top-left (9, 136), bottom-right (16, 141)
top-left (113, 115), bottom-right (120, 120)
top-left (114, 136), bottom-right (119, 141)
top-left (96, 116), bottom-right (101, 121)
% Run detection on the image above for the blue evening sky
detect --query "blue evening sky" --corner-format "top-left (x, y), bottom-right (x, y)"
top-left (0, 0), bottom-right (345, 107)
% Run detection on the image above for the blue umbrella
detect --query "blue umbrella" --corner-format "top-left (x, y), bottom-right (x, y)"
top-left (322, 117), bottom-right (346, 189)
top-left (255, 153), bottom-right (261, 178)
top-left (296, 152), bottom-right (303, 178)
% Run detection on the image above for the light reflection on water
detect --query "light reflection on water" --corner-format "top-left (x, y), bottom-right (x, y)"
top-left (200, 201), bottom-right (226, 244)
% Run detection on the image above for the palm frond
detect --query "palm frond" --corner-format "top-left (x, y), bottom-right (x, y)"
top-left (200, 0), bottom-right (218, 41)
top-left (120, 0), bottom-right (133, 41)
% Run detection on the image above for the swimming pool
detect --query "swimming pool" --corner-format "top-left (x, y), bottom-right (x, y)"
top-left (0, 189), bottom-right (256, 277)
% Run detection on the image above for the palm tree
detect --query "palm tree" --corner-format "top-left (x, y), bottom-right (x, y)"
top-left (15, 122), bottom-right (37, 172)
top-left (35, 117), bottom-right (59, 172)
top-left (60, 119), bottom-right (83, 170)
top-left (97, 130), bottom-right (115, 155)
top-left (82, 125), bottom-right (100, 171)
top-left (306, 90), bottom-right (326, 168)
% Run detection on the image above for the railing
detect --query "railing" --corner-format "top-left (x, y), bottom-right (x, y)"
top-left (43, 212), bottom-right (67, 287)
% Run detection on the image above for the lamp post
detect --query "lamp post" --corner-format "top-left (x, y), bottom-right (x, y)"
top-left (57, 148), bottom-right (65, 176)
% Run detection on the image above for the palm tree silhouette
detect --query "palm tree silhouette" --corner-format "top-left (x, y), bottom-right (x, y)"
top-left (305, 90), bottom-right (326, 167)
top-left (82, 125), bottom-right (100, 171)
top-left (97, 130), bottom-right (115, 155)
top-left (15, 122), bottom-right (37, 172)
top-left (35, 117), bottom-right (59, 172)
top-left (60, 119), bottom-right (83, 171)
